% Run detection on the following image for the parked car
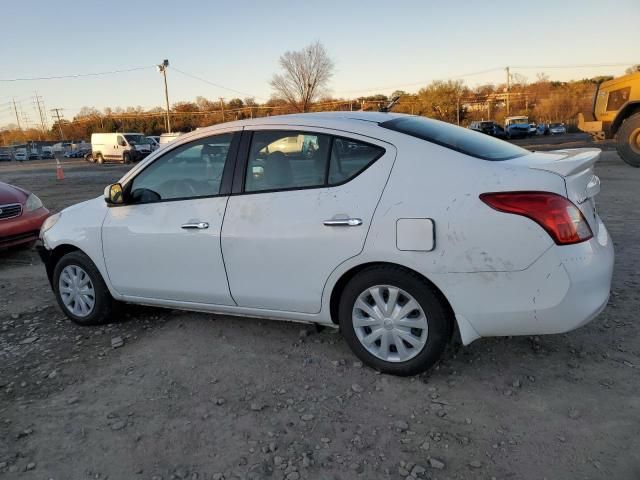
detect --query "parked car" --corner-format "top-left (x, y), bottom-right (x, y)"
top-left (537, 123), bottom-right (550, 136)
top-left (0, 182), bottom-right (50, 249)
top-left (38, 112), bottom-right (613, 376)
top-left (468, 121), bottom-right (496, 135)
top-left (14, 149), bottom-right (27, 162)
top-left (504, 116), bottom-right (531, 139)
top-left (528, 123), bottom-right (537, 136)
top-left (492, 124), bottom-right (507, 139)
top-left (0, 148), bottom-right (13, 162)
top-left (28, 151), bottom-right (40, 160)
top-left (147, 136), bottom-right (161, 150)
top-left (41, 150), bottom-right (54, 160)
top-left (549, 123), bottom-right (567, 135)
top-left (159, 132), bottom-right (184, 144)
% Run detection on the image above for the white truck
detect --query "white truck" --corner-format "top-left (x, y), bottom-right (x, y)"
top-left (90, 133), bottom-right (152, 164)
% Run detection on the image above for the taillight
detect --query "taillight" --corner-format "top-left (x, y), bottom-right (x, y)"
top-left (480, 191), bottom-right (593, 245)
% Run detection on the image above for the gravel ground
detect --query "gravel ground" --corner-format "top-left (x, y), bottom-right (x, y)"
top-left (1, 137), bottom-right (639, 480)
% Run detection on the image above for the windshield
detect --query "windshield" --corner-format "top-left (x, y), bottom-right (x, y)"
top-left (124, 134), bottom-right (149, 145)
top-left (381, 116), bottom-right (529, 161)
top-left (550, 123), bottom-right (563, 128)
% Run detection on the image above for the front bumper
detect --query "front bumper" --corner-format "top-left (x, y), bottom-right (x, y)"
top-left (440, 216), bottom-right (614, 343)
top-left (0, 207), bottom-right (50, 248)
top-left (36, 240), bottom-right (55, 289)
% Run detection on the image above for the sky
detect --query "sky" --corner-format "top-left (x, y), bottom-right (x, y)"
top-left (1, 0), bottom-right (638, 127)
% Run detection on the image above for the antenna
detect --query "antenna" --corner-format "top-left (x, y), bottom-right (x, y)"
top-left (379, 95), bottom-right (401, 113)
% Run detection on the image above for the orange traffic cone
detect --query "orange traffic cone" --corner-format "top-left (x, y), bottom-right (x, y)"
top-left (56, 158), bottom-right (65, 180)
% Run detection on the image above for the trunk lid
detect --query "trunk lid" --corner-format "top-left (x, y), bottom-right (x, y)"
top-left (509, 148), bottom-right (601, 235)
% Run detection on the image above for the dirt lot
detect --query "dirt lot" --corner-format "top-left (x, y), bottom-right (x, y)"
top-left (1, 135), bottom-right (639, 480)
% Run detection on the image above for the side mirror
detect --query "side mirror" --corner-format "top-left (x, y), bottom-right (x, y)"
top-left (104, 183), bottom-right (124, 205)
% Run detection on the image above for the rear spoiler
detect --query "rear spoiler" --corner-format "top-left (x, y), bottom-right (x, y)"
top-left (527, 148), bottom-right (601, 177)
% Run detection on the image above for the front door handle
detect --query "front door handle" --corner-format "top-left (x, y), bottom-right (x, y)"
top-left (323, 218), bottom-right (362, 227)
top-left (181, 222), bottom-right (209, 230)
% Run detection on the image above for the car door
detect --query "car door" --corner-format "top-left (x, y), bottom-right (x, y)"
top-left (221, 127), bottom-right (396, 314)
top-left (102, 130), bottom-right (240, 305)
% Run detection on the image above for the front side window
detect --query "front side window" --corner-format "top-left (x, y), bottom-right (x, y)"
top-left (381, 116), bottom-right (528, 161)
top-left (129, 133), bottom-right (233, 203)
top-left (245, 131), bottom-right (331, 192)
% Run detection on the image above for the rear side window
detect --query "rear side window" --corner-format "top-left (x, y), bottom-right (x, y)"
top-left (381, 116), bottom-right (528, 161)
top-left (329, 138), bottom-right (384, 184)
top-left (244, 131), bottom-right (385, 192)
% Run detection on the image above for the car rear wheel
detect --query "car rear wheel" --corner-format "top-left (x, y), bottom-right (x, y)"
top-left (53, 251), bottom-right (114, 325)
top-left (96, 153), bottom-right (104, 164)
top-left (617, 112), bottom-right (640, 167)
top-left (339, 265), bottom-right (452, 376)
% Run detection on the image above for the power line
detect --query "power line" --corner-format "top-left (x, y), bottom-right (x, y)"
top-left (0, 65), bottom-right (155, 82)
top-left (511, 62), bottom-right (634, 70)
top-left (172, 66), bottom-right (264, 100)
top-left (334, 67), bottom-right (504, 95)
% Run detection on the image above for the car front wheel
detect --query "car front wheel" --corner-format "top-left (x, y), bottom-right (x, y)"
top-left (53, 251), bottom-right (114, 325)
top-left (339, 265), bottom-right (452, 376)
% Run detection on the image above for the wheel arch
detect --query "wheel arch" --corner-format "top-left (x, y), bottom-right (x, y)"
top-left (328, 261), bottom-right (460, 341)
top-left (611, 101), bottom-right (640, 136)
top-left (43, 243), bottom-right (116, 298)
top-left (42, 243), bottom-right (81, 288)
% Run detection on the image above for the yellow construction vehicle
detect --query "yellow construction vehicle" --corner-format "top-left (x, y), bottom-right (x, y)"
top-left (578, 67), bottom-right (640, 167)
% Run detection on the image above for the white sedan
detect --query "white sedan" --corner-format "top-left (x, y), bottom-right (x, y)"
top-left (38, 112), bottom-right (614, 376)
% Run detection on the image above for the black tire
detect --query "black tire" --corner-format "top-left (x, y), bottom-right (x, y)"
top-left (85, 153), bottom-right (94, 163)
top-left (53, 251), bottom-right (114, 326)
top-left (96, 153), bottom-right (104, 165)
top-left (122, 152), bottom-right (131, 164)
top-left (338, 265), bottom-right (452, 376)
top-left (616, 112), bottom-right (640, 167)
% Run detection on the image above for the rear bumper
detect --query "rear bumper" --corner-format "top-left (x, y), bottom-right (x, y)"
top-left (439, 216), bottom-right (614, 343)
top-left (0, 207), bottom-right (50, 248)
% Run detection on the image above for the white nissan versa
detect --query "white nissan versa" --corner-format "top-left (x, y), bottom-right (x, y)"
top-left (38, 112), bottom-right (614, 375)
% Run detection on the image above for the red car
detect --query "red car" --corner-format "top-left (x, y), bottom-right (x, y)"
top-left (0, 182), bottom-right (50, 249)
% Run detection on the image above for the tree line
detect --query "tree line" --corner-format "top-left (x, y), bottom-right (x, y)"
top-left (0, 41), bottom-right (614, 146)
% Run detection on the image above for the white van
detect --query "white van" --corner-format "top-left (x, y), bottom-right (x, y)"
top-left (90, 133), bottom-right (152, 164)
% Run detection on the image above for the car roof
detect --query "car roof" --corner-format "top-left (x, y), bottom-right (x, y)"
top-left (193, 111), bottom-right (408, 136)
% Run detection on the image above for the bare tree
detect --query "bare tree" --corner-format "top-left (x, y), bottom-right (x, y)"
top-left (270, 41), bottom-right (334, 112)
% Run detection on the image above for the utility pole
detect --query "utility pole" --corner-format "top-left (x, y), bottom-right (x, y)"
top-left (34, 92), bottom-right (48, 134)
top-left (50, 108), bottom-right (65, 140)
top-left (157, 59), bottom-right (171, 132)
top-left (219, 97), bottom-right (225, 123)
top-left (12, 98), bottom-right (22, 131)
top-left (506, 66), bottom-right (511, 117)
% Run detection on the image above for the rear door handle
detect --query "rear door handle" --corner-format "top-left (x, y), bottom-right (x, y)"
top-left (181, 222), bottom-right (209, 229)
top-left (323, 218), bottom-right (362, 227)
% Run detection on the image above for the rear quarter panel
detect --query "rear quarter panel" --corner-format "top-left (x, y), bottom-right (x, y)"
top-left (363, 135), bottom-right (566, 274)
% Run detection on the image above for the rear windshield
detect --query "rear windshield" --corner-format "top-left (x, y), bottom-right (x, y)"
top-left (380, 116), bottom-right (529, 161)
